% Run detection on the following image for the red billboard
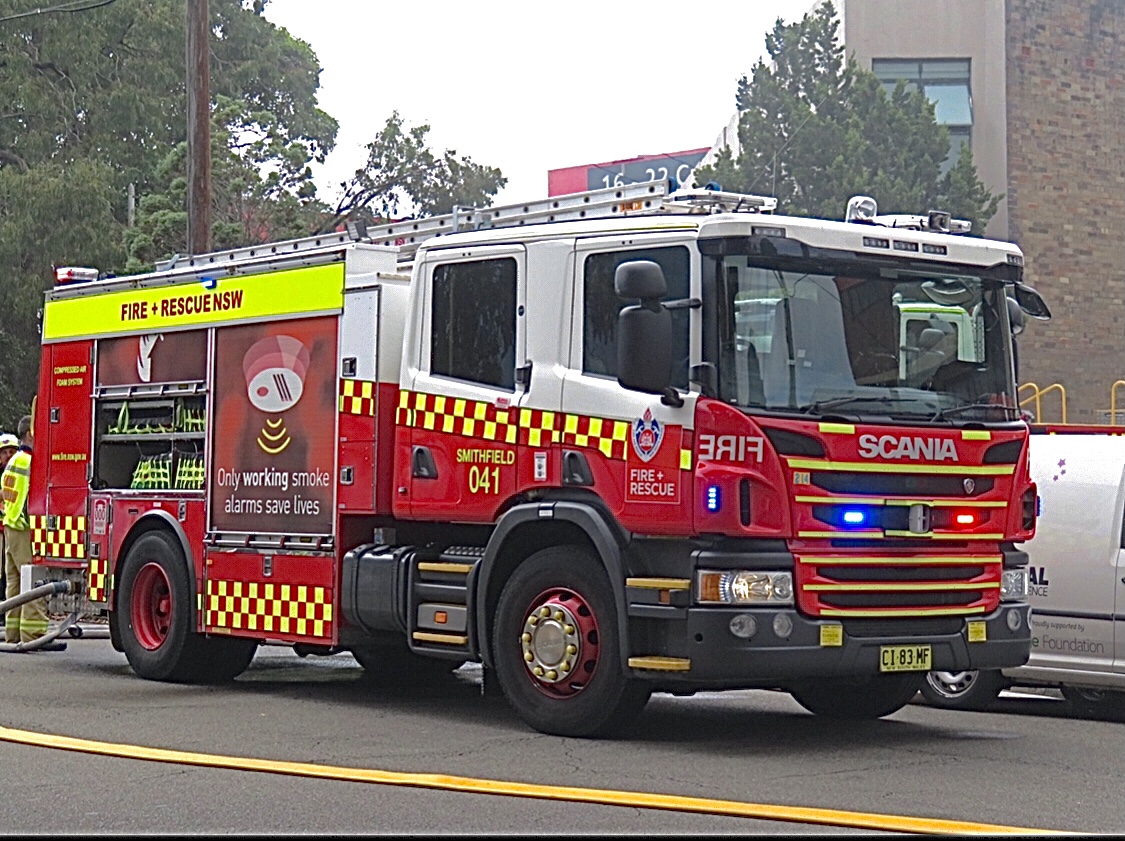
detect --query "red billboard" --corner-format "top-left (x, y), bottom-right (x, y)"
top-left (548, 147), bottom-right (709, 196)
top-left (210, 316), bottom-right (338, 536)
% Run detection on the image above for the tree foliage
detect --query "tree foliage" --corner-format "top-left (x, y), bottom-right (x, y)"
top-left (695, 1), bottom-right (1000, 230)
top-left (0, 0), bottom-right (505, 428)
top-left (320, 111), bottom-right (507, 233)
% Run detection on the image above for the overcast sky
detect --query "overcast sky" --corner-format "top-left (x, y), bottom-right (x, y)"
top-left (261, 0), bottom-right (819, 207)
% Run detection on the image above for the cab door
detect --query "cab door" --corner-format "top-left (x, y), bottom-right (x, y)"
top-left (406, 245), bottom-right (526, 521)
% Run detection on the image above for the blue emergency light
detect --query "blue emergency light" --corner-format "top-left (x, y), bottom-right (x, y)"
top-left (706, 485), bottom-right (721, 513)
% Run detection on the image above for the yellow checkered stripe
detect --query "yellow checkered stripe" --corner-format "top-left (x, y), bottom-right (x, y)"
top-left (397, 390), bottom-right (638, 460)
top-left (339, 378), bottom-right (377, 416)
top-left (30, 515), bottom-right (86, 560)
top-left (88, 556), bottom-right (110, 603)
top-left (205, 579), bottom-right (333, 639)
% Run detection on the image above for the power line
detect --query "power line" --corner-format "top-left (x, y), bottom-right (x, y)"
top-left (0, 0), bottom-right (119, 24)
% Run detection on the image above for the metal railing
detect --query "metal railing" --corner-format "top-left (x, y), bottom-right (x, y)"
top-left (1018, 382), bottom-right (1067, 424)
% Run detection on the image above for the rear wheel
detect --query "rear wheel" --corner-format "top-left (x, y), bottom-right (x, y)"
top-left (118, 531), bottom-right (206, 681)
top-left (118, 530), bottom-right (257, 683)
top-left (492, 546), bottom-right (650, 737)
top-left (789, 673), bottom-right (924, 719)
top-left (1062, 686), bottom-right (1123, 718)
top-left (920, 669), bottom-right (1007, 711)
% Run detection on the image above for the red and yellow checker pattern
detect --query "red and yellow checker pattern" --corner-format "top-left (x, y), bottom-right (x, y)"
top-left (339, 378), bottom-right (377, 416)
top-left (87, 556), bottom-right (110, 603)
top-left (397, 390), bottom-right (634, 460)
top-left (204, 579), bottom-right (333, 639)
top-left (30, 515), bottom-right (86, 560)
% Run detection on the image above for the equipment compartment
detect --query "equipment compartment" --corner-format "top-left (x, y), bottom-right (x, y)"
top-left (93, 395), bottom-right (207, 491)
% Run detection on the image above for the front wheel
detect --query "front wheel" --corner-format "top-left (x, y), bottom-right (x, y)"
top-left (789, 673), bottom-right (924, 719)
top-left (920, 670), bottom-right (1007, 711)
top-left (492, 546), bottom-right (650, 737)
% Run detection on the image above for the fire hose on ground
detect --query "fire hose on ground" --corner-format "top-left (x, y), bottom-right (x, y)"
top-left (0, 580), bottom-right (79, 653)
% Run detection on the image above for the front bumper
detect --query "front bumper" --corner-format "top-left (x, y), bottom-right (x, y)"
top-left (626, 602), bottom-right (1031, 688)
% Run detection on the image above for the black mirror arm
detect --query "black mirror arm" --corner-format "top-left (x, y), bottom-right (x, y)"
top-left (664, 297), bottom-right (702, 311)
top-left (660, 387), bottom-right (685, 408)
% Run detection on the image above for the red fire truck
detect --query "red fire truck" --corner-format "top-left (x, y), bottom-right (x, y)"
top-left (29, 181), bottom-right (1049, 736)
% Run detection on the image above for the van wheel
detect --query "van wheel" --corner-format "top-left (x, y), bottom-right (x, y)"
top-left (1062, 686), bottom-right (1122, 718)
top-left (118, 531), bottom-right (207, 682)
top-left (920, 670), bottom-right (1007, 711)
top-left (789, 673), bottom-right (924, 719)
top-left (492, 546), bottom-right (650, 737)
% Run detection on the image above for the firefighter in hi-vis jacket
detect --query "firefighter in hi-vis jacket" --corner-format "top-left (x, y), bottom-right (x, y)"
top-left (0, 432), bottom-right (19, 609)
top-left (2, 416), bottom-right (44, 644)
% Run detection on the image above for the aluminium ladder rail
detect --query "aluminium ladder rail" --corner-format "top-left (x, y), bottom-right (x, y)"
top-left (158, 180), bottom-right (778, 271)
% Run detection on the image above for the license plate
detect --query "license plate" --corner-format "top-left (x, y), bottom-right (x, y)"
top-left (879, 644), bottom-right (932, 672)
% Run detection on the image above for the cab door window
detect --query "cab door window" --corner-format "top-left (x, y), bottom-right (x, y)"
top-left (430, 257), bottom-right (517, 390)
top-left (582, 246), bottom-right (690, 389)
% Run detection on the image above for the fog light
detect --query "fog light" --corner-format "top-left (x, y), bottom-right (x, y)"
top-left (773, 613), bottom-right (793, 639)
top-left (1006, 608), bottom-right (1023, 631)
top-left (729, 614), bottom-right (757, 639)
top-left (1000, 568), bottom-right (1029, 601)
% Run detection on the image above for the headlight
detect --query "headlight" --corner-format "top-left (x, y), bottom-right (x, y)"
top-left (697, 571), bottom-right (794, 605)
top-left (1000, 568), bottom-right (1029, 601)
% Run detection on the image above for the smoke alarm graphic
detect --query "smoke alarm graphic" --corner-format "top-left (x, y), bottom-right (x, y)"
top-left (243, 335), bottom-right (310, 455)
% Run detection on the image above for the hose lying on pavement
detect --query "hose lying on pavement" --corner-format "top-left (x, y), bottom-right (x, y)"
top-left (0, 581), bottom-right (77, 653)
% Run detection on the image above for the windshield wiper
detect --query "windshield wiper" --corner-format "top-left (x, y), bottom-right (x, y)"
top-left (803, 396), bottom-right (909, 416)
top-left (930, 402), bottom-right (1022, 422)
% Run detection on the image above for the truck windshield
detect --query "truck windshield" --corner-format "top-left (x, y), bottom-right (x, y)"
top-left (712, 255), bottom-right (1017, 422)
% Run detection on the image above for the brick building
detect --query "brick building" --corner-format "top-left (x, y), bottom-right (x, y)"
top-left (842, 0), bottom-right (1125, 422)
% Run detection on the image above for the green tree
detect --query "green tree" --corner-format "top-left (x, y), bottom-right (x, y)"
top-left (0, 0), bottom-right (337, 424)
top-left (695, 1), bottom-right (1000, 232)
top-left (320, 111), bottom-right (507, 233)
top-left (0, 161), bottom-right (124, 428)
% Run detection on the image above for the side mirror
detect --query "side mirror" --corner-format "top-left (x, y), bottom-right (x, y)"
top-left (616, 261), bottom-right (674, 398)
top-left (1014, 284), bottom-right (1051, 320)
top-left (615, 260), bottom-right (667, 302)
top-left (918, 327), bottom-right (947, 350)
top-left (1006, 296), bottom-right (1025, 336)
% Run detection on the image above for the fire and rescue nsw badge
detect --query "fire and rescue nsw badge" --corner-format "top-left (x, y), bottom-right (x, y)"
top-left (626, 408), bottom-right (680, 504)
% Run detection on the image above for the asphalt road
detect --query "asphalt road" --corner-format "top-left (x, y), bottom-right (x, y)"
top-left (0, 637), bottom-right (1119, 834)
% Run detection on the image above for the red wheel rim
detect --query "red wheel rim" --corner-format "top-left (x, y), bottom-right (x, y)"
top-left (132, 562), bottom-right (173, 651)
top-left (519, 586), bottom-right (600, 699)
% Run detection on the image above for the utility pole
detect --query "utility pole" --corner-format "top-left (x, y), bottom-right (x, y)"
top-left (186, 0), bottom-right (211, 255)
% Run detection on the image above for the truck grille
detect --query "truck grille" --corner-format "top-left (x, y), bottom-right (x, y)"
top-left (812, 472), bottom-right (995, 497)
top-left (795, 553), bottom-right (1002, 618)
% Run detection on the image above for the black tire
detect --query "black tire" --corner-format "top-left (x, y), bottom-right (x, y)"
top-left (117, 531), bottom-right (207, 682)
top-left (351, 643), bottom-right (458, 686)
top-left (1061, 686), bottom-right (1123, 718)
top-left (492, 545), bottom-right (650, 737)
top-left (789, 673), bottom-right (924, 719)
top-left (118, 530), bottom-right (258, 683)
top-left (199, 637), bottom-right (259, 683)
top-left (920, 670), bottom-right (1007, 711)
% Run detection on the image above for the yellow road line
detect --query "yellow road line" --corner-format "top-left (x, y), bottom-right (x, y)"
top-left (0, 724), bottom-right (1067, 835)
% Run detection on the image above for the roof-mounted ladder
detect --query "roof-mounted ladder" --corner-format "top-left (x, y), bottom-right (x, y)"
top-left (158, 180), bottom-right (777, 270)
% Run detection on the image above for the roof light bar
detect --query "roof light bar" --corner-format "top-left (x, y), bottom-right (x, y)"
top-left (55, 267), bottom-right (99, 284)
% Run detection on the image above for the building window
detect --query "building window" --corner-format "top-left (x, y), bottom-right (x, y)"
top-left (872, 58), bottom-right (972, 172)
top-left (431, 257), bottom-right (517, 390)
top-left (582, 246), bottom-right (691, 389)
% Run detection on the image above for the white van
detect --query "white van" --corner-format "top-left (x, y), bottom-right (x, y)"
top-left (922, 428), bottom-right (1125, 713)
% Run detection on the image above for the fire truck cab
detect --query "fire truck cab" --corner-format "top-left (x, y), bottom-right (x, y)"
top-left (31, 182), bottom-right (1048, 737)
